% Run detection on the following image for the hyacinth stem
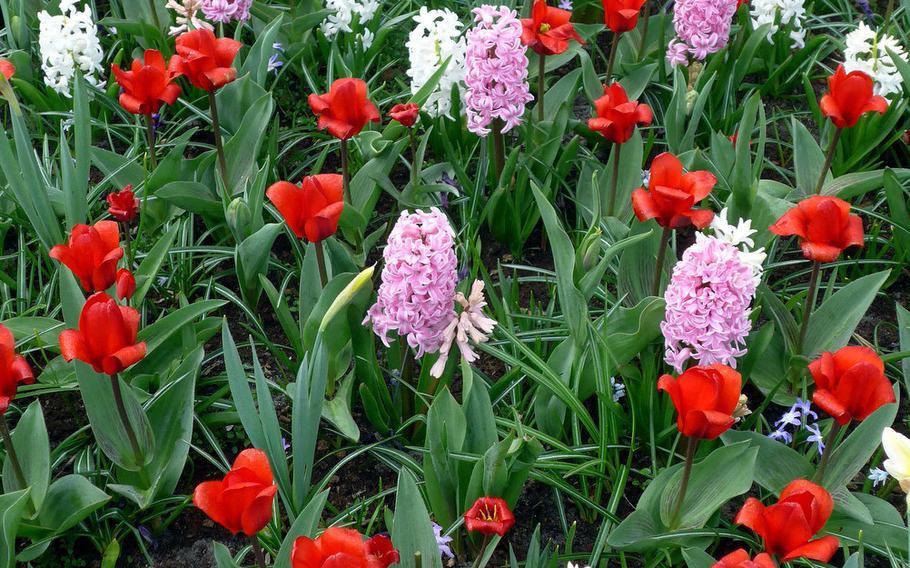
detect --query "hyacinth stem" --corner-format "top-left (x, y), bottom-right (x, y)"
top-left (472, 534), bottom-right (493, 568)
top-left (250, 534), bottom-right (267, 568)
top-left (670, 436), bottom-right (698, 529)
top-left (491, 119), bottom-right (506, 184)
top-left (208, 91), bottom-right (230, 200)
top-left (110, 373), bottom-right (143, 467)
top-left (144, 114), bottom-right (157, 171)
top-left (400, 344), bottom-right (415, 424)
top-left (314, 240), bottom-right (328, 288)
top-left (637, 5), bottom-right (651, 58)
top-left (813, 421), bottom-right (842, 482)
top-left (537, 54), bottom-right (546, 123)
top-left (608, 142), bottom-right (622, 217)
top-left (0, 416), bottom-right (26, 489)
top-left (340, 138), bottom-right (351, 204)
top-left (814, 127), bottom-right (842, 195)
top-left (652, 227), bottom-right (672, 297)
top-left (796, 261), bottom-right (821, 355)
top-left (606, 31), bottom-right (620, 80)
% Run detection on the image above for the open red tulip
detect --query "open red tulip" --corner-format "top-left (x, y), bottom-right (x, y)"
top-left (193, 448), bottom-right (277, 537)
top-left (107, 185), bottom-right (140, 223)
top-left (810, 346), bottom-right (895, 425)
top-left (267, 174), bottom-right (344, 243)
top-left (820, 65), bottom-right (887, 129)
top-left (50, 221), bottom-right (124, 292)
top-left (308, 78), bottom-right (381, 140)
top-left (712, 549), bottom-right (776, 568)
top-left (464, 496), bottom-right (516, 537)
top-left (59, 293), bottom-right (147, 375)
top-left (0, 324), bottom-right (34, 415)
top-left (603, 0), bottom-right (646, 32)
top-left (521, 0), bottom-right (584, 56)
top-left (588, 82), bottom-right (652, 144)
top-left (175, 29), bottom-right (242, 91)
top-left (735, 479), bottom-right (839, 563)
top-left (768, 195), bottom-right (864, 263)
top-left (632, 152), bottom-right (716, 229)
top-left (388, 103), bottom-right (420, 127)
top-left (0, 59), bottom-right (15, 81)
top-left (111, 49), bottom-right (182, 115)
top-left (291, 527), bottom-right (400, 568)
top-left (658, 364), bottom-right (742, 440)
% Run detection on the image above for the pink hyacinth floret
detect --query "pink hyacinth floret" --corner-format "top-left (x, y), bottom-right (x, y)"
top-left (666, 0), bottom-right (737, 67)
top-left (661, 233), bottom-right (757, 372)
top-left (201, 0), bottom-right (251, 23)
top-left (464, 4), bottom-right (534, 137)
top-left (364, 208), bottom-right (458, 357)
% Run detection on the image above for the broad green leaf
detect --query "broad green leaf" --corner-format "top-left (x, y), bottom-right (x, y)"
top-left (274, 490), bottom-right (330, 568)
top-left (2, 401), bottom-right (49, 513)
top-left (391, 469), bottom-right (443, 568)
top-left (0, 489), bottom-right (30, 568)
top-left (721, 430), bottom-right (812, 493)
top-left (235, 222), bottom-right (282, 305)
top-left (792, 117), bottom-right (827, 197)
top-left (132, 224), bottom-right (179, 306)
top-left (822, 402), bottom-right (898, 491)
top-left (213, 542), bottom-right (241, 568)
top-left (803, 270), bottom-right (889, 358)
top-left (32, 475), bottom-right (109, 534)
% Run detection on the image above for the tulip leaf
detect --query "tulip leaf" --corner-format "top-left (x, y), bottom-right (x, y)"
top-left (155, 181), bottom-right (223, 218)
top-left (2, 401), bottom-right (49, 514)
top-left (30, 475), bottom-right (109, 535)
top-left (273, 490), bottom-right (330, 568)
top-left (792, 117), bottom-right (828, 197)
top-left (235, 222), bottom-right (283, 305)
top-left (391, 469), bottom-right (443, 568)
top-left (828, 493), bottom-right (907, 555)
top-left (682, 547), bottom-right (717, 568)
top-left (821, 401), bottom-right (898, 491)
top-left (0, 489), bottom-right (30, 568)
top-left (721, 430), bottom-right (812, 493)
top-left (212, 542), bottom-right (241, 568)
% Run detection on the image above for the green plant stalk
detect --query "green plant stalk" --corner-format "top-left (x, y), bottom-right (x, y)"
top-left (651, 227), bottom-right (672, 297)
top-left (145, 114), bottom-right (157, 171)
top-left (538, 54), bottom-right (546, 123)
top-left (669, 436), bottom-right (698, 529)
top-left (606, 31), bottom-right (621, 80)
top-left (813, 420), bottom-right (842, 482)
top-left (796, 261), bottom-right (821, 355)
top-left (608, 142), bottom-right (622, 217)
top-left (0, 416), bottom-right (26, 488)
top-left (208, 90), bottom-right (230, 201)
top-left (637, 4), bottom-right (650, 58)
top-left (491, 119), bottom-right (506, 185)
top-left (471, 534), bottom-right (492, 568)
top-left (400, 344), bottom-right (416, 426)
top-left (341, 138), bottom-right (351, 203)
top-left (314, 240), bottom-right (328, 288)
top-left (813, 127), bottom-right (842, 195)
top-left (414, 551), bottom-right (423, 568)
top-left (409, 127), bottom-right (419, 195)
top-left (110, 373), bottom-right (143, 468)
top-left (121, 220), bottom-right (134, 269)
top-left (250, 534), bottom-right (267, 568)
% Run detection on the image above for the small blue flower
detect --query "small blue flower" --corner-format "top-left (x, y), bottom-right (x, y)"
top-left (805, 423), bottom-right (825, 455)
top-left (768, 429), bottom-right (792, 444)
top-left (433, 523), bottom-right (455, 560)
top-left (774, 405), bottom-right (802, 429)
top-left (558, 0), bottom-right (573, 9)
top-left (868, 467), bottom-right (889, 487)
top-left (268, 54), bottom-right (284, 74)
top-left (610, 377), bottom-right (626, 402)
top-left (272, 42), bottom-right (285, 52)
top-left (793, 398), bottom-right (818, 421)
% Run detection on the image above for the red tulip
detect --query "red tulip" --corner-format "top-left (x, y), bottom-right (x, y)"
top-left (291, 527), bottom-right (400, 568)
top-left (175, 29), bottom-right (242, 91)
top-left (194, 448), bottom-right (277, 536)
top-left (116, 269), bottom-right (136, 301)
top-left (768, 196), bottom-right (864, 263)
top-left (111, 49), bottom-right (182, 115)
top-left (712, 549), bottom-right (776, 568)
top-left (0, 324), bottom-right (34, 415)
top-left (820, 65), bottom-right (887, 129)
top-left (810, 346), bottom-right (894, 425)
top-left (735, 480), bottom-right (839, 563)
top-left (388, 103), bottom-right (420, 127)
top-left (631, 152), bottom-right (716, 229)
top-left (588, 82), bottom-right (652, 144)
top-left (309, 78), bottom-right (381, 140)
top-left (267, 174), bottom-right (344, 243)
top-left (603, 0), bottom-right (646, 32)
top-left (107, 185), bottom-right (140, 223)
top-left (657, 364), bottom-right (742, 440)
top-left (50, 221), bottom-right (124, 292)
top-left (521, 0), bottom-right (585, 56)
top-left (0, 59), bottom-right (15, 81)
top-left (58, 293), bottom-right (147, 375)
top-left (464, 496), bottom-right (515, 537)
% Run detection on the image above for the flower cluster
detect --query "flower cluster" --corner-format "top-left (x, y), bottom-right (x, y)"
top-left (666, 0), bottom-right (738, 67)
top-left (464, 5), bottom-right (534, 136)
top-left (38, 0), bottom-right (105, 96)
top-left (767, 399), bottom-right (824, 451)
top-left (843, 22), bottom-right (908, 97)
top-left (430, 280), bottom-right (498, 377)
top-left (749, 0), bottom-right (807, 48)
top-left (321, 0), bottom-right (380, 39)
top-left (406, 7), bottom-right (466, 118)
top-left (201, 0), bottom-right (252, 23)
top-left (165, 0), bottom-right (214, 35)
top-left (364, 208), bottom-right (458, 357)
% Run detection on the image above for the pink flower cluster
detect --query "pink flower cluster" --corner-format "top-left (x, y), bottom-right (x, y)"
top-left (666, 0), bottom-right (737, 67)
top-left (464, 5), bottom-right (534, 136)
top-left (201, 0), bottom-right (252, 23)
top-left (364, 208), bottom-right (458, 357)
top-left (661, 233), bottom-right (757, 372)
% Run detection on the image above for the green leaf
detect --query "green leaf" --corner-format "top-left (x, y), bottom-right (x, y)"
top-left (0, 316), bottom-right (63, 346)
top-left (803, 270), bottom-right (889, 358)
top-left (822, 402), bottom-right (898, 491)
top-left (223, 93), bottom-right (274, 193)
top-left (320, 372), bottom-right (359, 442)
top-left (721, 430), bottom-right (812, 493)
top-left (792, 117), bottom-right (827, 197)
top-left (156, 181), bottom-right (223, 218)
top-left (235, 223), bottom-right (282, 305)
top-left (897, 302), bottom-right (910, 393)
top-left (2, 401), bottom-right (49, 513)
top-left (213, 542), bottom-right (241, 568)
top-left (0, 489), bottom-right (30, 568)
top-left (391, 469), bottom-right (443, 568)
top-left (682, 547), bottom-right (716, 568)
top-left (132, 225), bottom-right (178, 307)
top-left (238, 14), bottom-right (284, 85)
top-left (32, 475), bottom-right (109, 534)
top-left (274, 490), bottom-right (329, 568)
top-left (138, 300), bottom-right (227, 355)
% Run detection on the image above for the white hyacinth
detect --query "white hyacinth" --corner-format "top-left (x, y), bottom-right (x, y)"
top-left (165, 0), bottom-right (214, 36)
top-left (430, 280), bottom-right (497, 378)
top-left (749, 0), bottom-right (806, 49)
top-left (38, 0), bottom-right (105, 96)
top-left (406, 7), bottom-right (467, 118)
top-left (710, 207), bottom-right (767, 285)
top-left (321, 0), bottom-right (379, 39)
top-left (843, 22), bottom-right (907, 97)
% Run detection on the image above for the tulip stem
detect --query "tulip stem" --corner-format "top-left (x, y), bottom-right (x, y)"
top-left (796, 261), bottom-right (821, 355)
top-left (537, 54), bottom-right (546, 123)
top-left (814, 128), bottom-right (842, 195)
top-left (250, 534), bottom-right (267, 568)
top-left (637, 3), bottom-right (650, 58)
top-left (340, 138), bottom-right (351, 204)
top-left (472, 534), bottom-right (492, 568)
top-left (652, 227), bottom-right (671, 297)
top-left (314, 240), bottom-right (328, 288)
top-left (121, 221), bottom-right (134, 269)
top-left (145, 114), bottom-right (157, 171)
top-left (409, 128), bottom-right (419, 196)
top-left (208, 91), bottom-right (230, 202)
top-left (0, 416), bottom-right (26, 489)
top-left (670, 436), bottom-right (698, 529)
top-left (606, 31), bottom-right (620, 80)
top-left (608, 142), bottom-right (621, 217)
top-left (414, 551), bottom-right (423, 568)
top-left (110, 373), bottom-right (143, 467)
top-left (813, 421), bottom-right (842, 482)
top-left (491, 119), bottom-right (506, 186)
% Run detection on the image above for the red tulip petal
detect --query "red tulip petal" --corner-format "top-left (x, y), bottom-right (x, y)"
top-left (233, 448), bottom-right (274, 485)
top-left (780, 535), bottom-right (839, 563)
top-left (240, 484), bottom-right (278, 536)
top-left (194, 480), bottom-right (233, 532)
top-left (292, 536), bottom-right (323, 568)
top-left (800, 241), bottom-right (842, 263)
top-left (631, 188), bottom-right (659, 222)
top-left (101, 342), bottom-right (147, 375)
top-left (812, 389), bottom-right (851, 425)
top-left (59, 329), bottom-right (89, 364)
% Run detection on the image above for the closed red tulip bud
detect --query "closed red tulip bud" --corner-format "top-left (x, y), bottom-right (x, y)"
top-left (175, 29), bottom-right (242, 91)
top-left (810, 346), bottom-right (894, 425)
top-left (292, 527), bottom-right (401, 568)
top-left (632, 152), bottom-right (716, 229)
top-left (0, 59), bottom-right (15, 81)
top-left (768, 196), bottom-right (864, 263)
top-left (464, 496), bottom-right (515, 537)
top-left (588, 82), bottom-right (652, 144)
top-left (267, 174), bottom-right (344, 243)
top-left (111, 50), bottom-right (183, 115)
top-left (107, 185), bottom-right (140, 223)
top-left (603, 0), bottom-right (646, 32)
top-left (712, 549), bottom-right (776, 568)
top-left (820, 65), bottom-right (887, 129)
top-left (116, 269), bottom-right (136, 301)
top-left (735, 480), bottom-right (839, 563)
top-left (194, 448), bottom-right (277, 536)
top-left (657, 364), bottom-right (742, 440)
top-left (309, 78), bottom-right (381, 140)
top-left (59, 293), bottom-right (147, 375)
top-left (50, 221), bottom-right (124, 293)
top-left (388, 103), bottom-right (420, 127)
top-left (521, 0), bottom-right (584, 56)
top-left (0, 324), bottom-right (34, 415)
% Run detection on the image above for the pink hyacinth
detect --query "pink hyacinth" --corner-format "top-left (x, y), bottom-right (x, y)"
top-left (464, 5), bottom-right (534, 136)
top-left (201, 0), bottom-right (251, 23)
top-left (364, 208), bottom-right (458, 357)
top-left (666, 0), bottom-right (737, 67)
top-left (661, 233), bottom-right (757, 372)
